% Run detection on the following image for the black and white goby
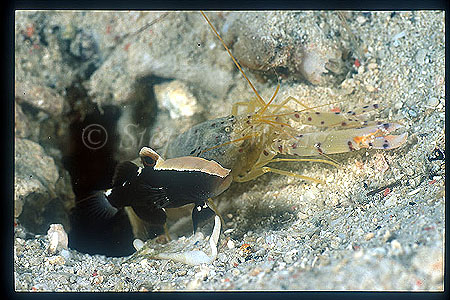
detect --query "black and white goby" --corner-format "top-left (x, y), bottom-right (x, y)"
top-left (81, 147), bottom-right (232, 233)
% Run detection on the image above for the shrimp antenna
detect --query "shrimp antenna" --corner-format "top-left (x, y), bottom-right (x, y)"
top-left (201, 11), bottom-right (266, 107)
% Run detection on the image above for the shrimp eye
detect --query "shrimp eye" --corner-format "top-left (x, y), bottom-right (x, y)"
top-left (224, 126), bottom-right (231, 133)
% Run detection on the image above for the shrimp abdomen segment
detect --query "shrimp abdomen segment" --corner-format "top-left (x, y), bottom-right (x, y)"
top-left (273, 123), bottom-right (408, 156)
top-left (283, 111), bottom-right (363, 128)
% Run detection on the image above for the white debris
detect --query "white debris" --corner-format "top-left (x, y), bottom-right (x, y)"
top-left (154, 80), bottom-right (202, 119)
top-left (47, 224), bottom-right (68, 254)
top-left (392, 31), bottom-right (406, 41)
top-left (133, 239), bottom-right (145, 251)
top-left (415, 49), bottom-right (427, 65)
top-left (227, 239), bottom-right (235, 249)
top-left (153, 216), bottom-right (221, 266)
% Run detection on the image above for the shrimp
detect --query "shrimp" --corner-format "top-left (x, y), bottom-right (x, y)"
top-left (165, 11), bottom-right (408, 185)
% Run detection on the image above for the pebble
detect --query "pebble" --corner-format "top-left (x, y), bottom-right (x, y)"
top-left (250, 267), bottom-right (262, 276)
top-left (394, 100), bottom-right (403, 110)
top-left (367, 63), bottom-right (378, 70)
top-left (391, 239), bottom-right (403, 255)
top-left (47, 224), bottom-right (68, 254)
top-left (330, 237), bottom-right (342, 249)
top-left (277, 262), bottom-right (286, 270)
top-left (415, 49), bottom-right (427, 65)
top-left (365, 84), bottom-right (375, 92)
top-left (357, 66), bottom-right (365, 74)
top-left (408, 109), bottom-right (418, 118)
top-left (45, 255), bottom-right (66, 265)
top-left (140, 259), bottom-right (149, 269)
top-left (91, 275), bottom-right (104, 285)
top-left (407, 188), bottom-right (421, 196)
top-left (232, 269), bottom-right (240, 276)
top-left (384, 194), bottom-right (398, 207)
top-left (393, 31), bottom-right (406, 41)
top-left (427, 97), bottom-right (439, 108)
top-left (133, 239), bottom-right (144, 251)
top-left (60, 249), bottom-right (71, 261)
top-left (283, 253), bottom-right (294, 264)
top-left (227, 240), bottom-right (235, 249)
top-left (365, 232), bottom-right (375, 241)
top-left (356, 15), bottom-right (366, 25)
top-left (371, 247), bottom-right (387, 257)
top-left (154, 80), bottom-right (202, 119)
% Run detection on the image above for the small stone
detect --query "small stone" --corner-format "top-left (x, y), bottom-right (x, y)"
top-left (367, 63), bottom-right (378, 70)
top-left (140, 259), bottom-right (149, 269)
top-left (47, 224), bottom-right (68, 254)
top-left (45, 255), bottom-right (65, 265)
top-left (154, 80), bottom-right (202, 119)
top-left (357, 66), bottom-right (365, 74)
top-left (365, 232), bottom-right (375, 241)
top-left (177, 269), bottom-right (187, 276)
top-left (133, 239), bottom-right (144, 251)
top-left (254, 248), bottom-right (266, 258)
top-left (356, 15), bottom-right (366, 25)
top-left (68, 275), bottom-right (77, 284)
top-left (427, 97), bottom-right (439, 108)
top-left (365, 84), bottom-right (375, 92)
top-left (415, 49), bottom-right (427, 65)
top-left (227, 239), bottom-right (235, 249)
top-left (232, 269), bottom-right (240, 276)
top-left (277, 262), bottom-right (286, 270)
top-left (250, 267), bottom-right (262, 276)
top-left (15, 198), bottom-right (23, 218)
top-left (408, 109), bottom-right (418, 118)
top-left (391, 239), bottom-right (403, 254)
top-left (330, 237), bottom-right (342, 249)
top-left (60, 249), bottom-right (71, 260)
top-left (384, 194), bottom-right (398, 207)
top-left (392, 31), bottom-right (406, 41)
top-left (91, 275), bottom-right (104, 285)
top-left (394, 101), bottom-right (403, 109)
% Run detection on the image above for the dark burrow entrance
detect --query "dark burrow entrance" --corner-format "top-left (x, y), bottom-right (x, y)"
top-left (61, 77), bottom-right (165, 257)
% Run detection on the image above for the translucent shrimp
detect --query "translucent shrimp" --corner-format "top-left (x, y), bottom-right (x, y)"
top-left (165, 11), bottom-right (407, 185)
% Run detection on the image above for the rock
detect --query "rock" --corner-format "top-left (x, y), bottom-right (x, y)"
top-left (390, 239), bottom-right (403, 255)
top-left (427, 97), bottom-right (439, 108)
top-left (365, 232), bottom-right (375, 241)
top-left (45, 255), bottom-right (66, 265)
top-left (15, 103), bottom-right (30, 138)
top-left (154, 80), bottom-right (202, 119)
top-left (15, 138), bottom-right (72, 233)
top-left (47, 224), bottom-right (69, 254)
top-left (415, 49), bottom-right (427, 65)
top-left (222, 11), bottom-right (346, 85)
top-left (87, 12), bottom-right (233, 107)
top-left (15, 81), bottom-right (64, 116)
top-left (227, 239), bottom-right (235, 249)
top-left (356, 15), bottom-right (366, 25)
